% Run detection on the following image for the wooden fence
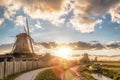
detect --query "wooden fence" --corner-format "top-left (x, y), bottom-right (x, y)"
top-left (0, 60), bottom-right (41, 79)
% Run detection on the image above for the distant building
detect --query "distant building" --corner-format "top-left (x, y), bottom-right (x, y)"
top-left (95, 56), bottom-right (97, 61)
top-left (80, 53), bottom-right (90, 64)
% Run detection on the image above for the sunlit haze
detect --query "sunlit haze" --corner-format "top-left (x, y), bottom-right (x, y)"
top-left (54, 47), bottom-right (72, 60)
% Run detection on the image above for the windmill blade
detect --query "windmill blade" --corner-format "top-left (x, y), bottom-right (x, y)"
top-left (11, 39), bottom-right (17, 54)
top-left (23, 26), bottom-right (27, 34)
top-left (28, 36), bottom-right (34, 42)
top-left (26, 18), bottom-right (33, 41)
top-left (26, 18), bottom-right (34, 53)
top-left (29, 38), bottom-right (34, 53)
top-left (26, 18), bottom-right (30, 35)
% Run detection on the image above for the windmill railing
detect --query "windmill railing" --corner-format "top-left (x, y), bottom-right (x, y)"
top-left (0, 58), bottom-right (47, 79)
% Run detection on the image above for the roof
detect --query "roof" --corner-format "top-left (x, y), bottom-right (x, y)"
top-left (16, 33), bottom-right (28, 37)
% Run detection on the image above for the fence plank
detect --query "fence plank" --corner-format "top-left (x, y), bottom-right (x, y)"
top-left (0, 62), bottom-right (4, 79)
top-left (0, 60), bottom-right (42, 79)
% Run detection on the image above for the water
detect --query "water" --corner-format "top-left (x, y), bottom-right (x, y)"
top-left (92, 73), bottom-right (112, 80)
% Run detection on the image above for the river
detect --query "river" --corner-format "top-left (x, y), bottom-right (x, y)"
top-left (92, 73), bottom-right (112, 80)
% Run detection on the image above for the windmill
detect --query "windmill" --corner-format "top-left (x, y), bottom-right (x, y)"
top-left (11, 18), bottom-right (36, 58)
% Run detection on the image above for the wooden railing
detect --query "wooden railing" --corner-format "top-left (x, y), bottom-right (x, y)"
top-left (0, 59), bottom-right (41, 79)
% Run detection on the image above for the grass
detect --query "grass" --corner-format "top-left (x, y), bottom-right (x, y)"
top-left (2, 73), bottom-right (21, 80)
top-left (78, 61), bottom-right (120, 80)
top-left (78, 64), bottom-right (97, 80)
top-left (94, 61), bottom-right (120, 80)
top-left (81, 71), bottom-right (97, 80)
top-left (96, 62), bottom-right (120, 73)
top-left (35, 68), bottom-right (62, 80)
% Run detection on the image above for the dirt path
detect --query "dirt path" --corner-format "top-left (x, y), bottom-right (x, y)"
top-left (15, 67), bottom-right (51, 80)
top-left (61, 66), bottom-right (87, 80)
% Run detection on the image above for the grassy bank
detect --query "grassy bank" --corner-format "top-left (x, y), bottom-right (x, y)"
top-left (78, 65), bottom-right (97, 80)
top-left (81, 71), bottom-right (97, 80)
top-left (35, 68), bottom-right (62, 80)
top-left (94, 62), bottom-right (120, 80)
top-left (2, 73), bottom-right (21, 80)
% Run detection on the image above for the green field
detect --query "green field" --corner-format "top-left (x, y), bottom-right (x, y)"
top-left (94, 61), bottom-right (120, 80)
top-left (78, 61), bottom-right (120, 80)
top-left (78, 64), bottom-right (97, 80)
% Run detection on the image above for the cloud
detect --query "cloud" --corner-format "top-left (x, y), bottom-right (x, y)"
top-left (70, 41), bottom-right (105, 50)
top-left (35, 21), bottom-right (42, 29)
top-left (0, 41), bottom-right (120, 55)
top-left (0, 0), bottom-right (10, 6)
top-left (75, 41), bottom-right (92, 50)
top-left (3, 5), bottom-right (17, 20)
top-left (0, 0), bottom-right (70, 26)
top-left (0, 44), bottom-right (13, 54)
top-left (75, 0), bottom-right (119, 16)
top-left (106, 41), bottom-right (120, 49)
top-left (0, 18), bottom-right (4, 25)
top-left (70, 0), bottom-right (120, 33)
top-left (91, 42), bottom-right (105, 49)
top-left (11, 0), bottom-right (69, 26)
top-left (0, 0), bottom-right (19, 20)
top-left (110, 4), bottom-right (120, 24)
top-left (33, 44), bottom-right (47, 54)
top-left (15, 16), bottom-right (26, 26)
top-left (12, 0), bottom-right (63, 13)
top-left (70, 15), bottom-right (102, 33)
top-left (0, 0), bottom-right (120, 33)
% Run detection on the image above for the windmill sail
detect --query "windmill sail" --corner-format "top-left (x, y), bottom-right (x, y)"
top-left (26, 18), bottom-right (34, 53)
top-left (23, 26), bottom-right (27, 33)
top-left (11, 39), bottom-right (17, 53)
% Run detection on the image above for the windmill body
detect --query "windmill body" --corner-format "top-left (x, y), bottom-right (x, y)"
top-left (13, 33), bottom-right (31, 54)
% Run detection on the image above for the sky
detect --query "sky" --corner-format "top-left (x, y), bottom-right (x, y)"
top-left (0, 0), bottom-right (120, 45)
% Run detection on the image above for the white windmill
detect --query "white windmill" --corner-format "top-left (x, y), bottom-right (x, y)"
top-left (11, 18), bottom-right (36, 58)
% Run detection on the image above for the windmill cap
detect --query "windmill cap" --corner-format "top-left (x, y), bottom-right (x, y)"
top-left (16, 33), bottom-right (28, 37)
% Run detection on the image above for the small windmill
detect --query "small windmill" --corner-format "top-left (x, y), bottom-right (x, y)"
top-left (11, 18), bottom-right (36, 58)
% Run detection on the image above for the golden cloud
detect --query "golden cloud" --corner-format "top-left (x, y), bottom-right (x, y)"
top-left (0, 0), bottom-right (120, 33)
top-left (69, 0), bottom-right (120, 33)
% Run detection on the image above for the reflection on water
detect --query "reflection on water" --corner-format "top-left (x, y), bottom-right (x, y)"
top-left (92, 73), bottom-right (112, 80)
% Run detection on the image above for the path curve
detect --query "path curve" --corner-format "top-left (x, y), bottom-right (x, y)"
top-left (61, 66), bottom-right (87, 80)
top-left (15, 67), bottom-right (51, 80)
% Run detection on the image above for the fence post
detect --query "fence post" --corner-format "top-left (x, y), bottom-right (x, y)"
top-left (13, 58), bottom-right (15, 75)
top-left (20, 59), bottom-right (22, 72)
top-left (37, 61), bottom-right (39, 68)
top-left (3, 58), bottom-right (7, 78)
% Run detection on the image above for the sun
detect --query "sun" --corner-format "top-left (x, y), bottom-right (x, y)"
top-left (55, 47), bottom-right (72, 60)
